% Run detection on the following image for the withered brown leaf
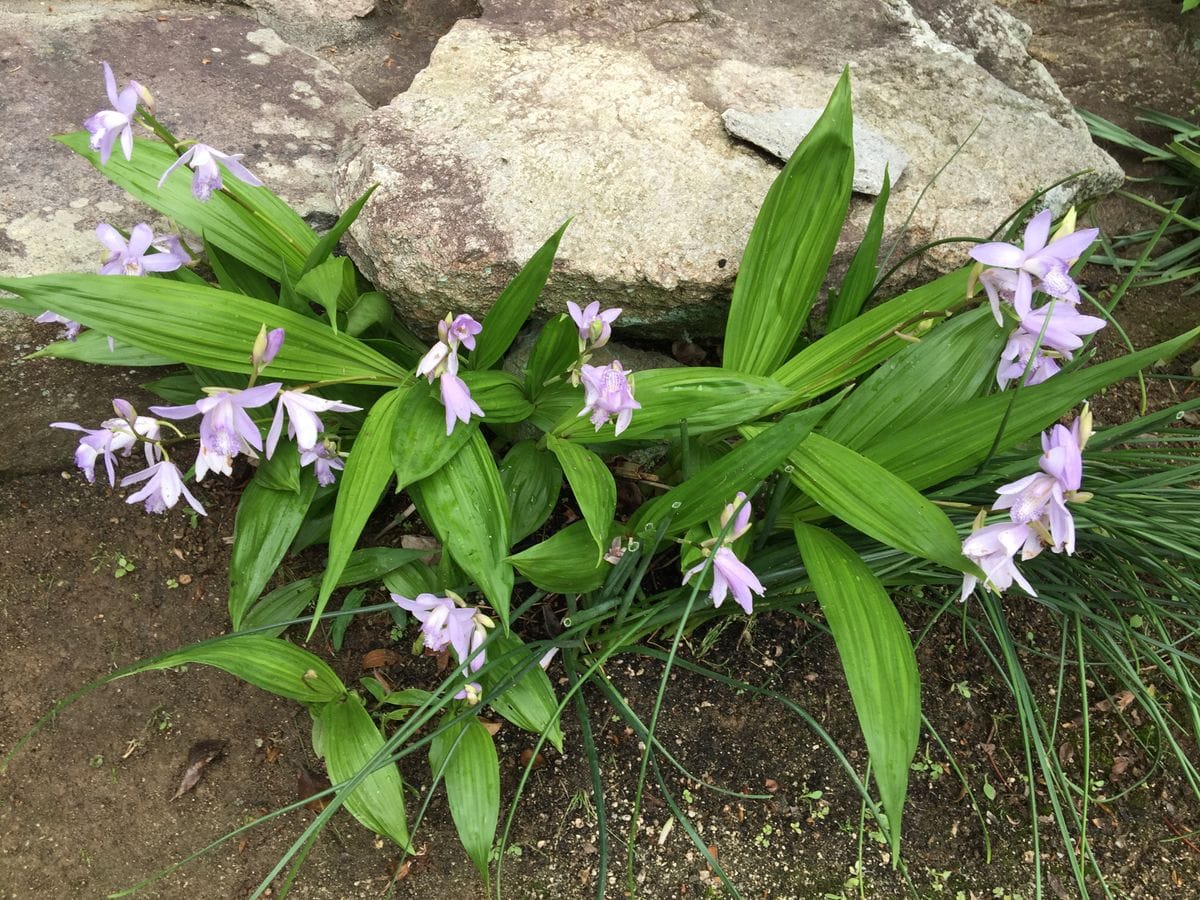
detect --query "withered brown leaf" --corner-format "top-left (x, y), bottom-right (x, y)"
top-left (297, 765), bottom-right (331, 813)
top-left (171, 739), bottom-right (228, 801)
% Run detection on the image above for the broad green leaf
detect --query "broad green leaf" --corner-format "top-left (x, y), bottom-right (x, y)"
top-left (278, 260), bottom-right (316, 318)
top-left (314, 387), bottom-right (407, 638)
top-left (320, 693), bottom-right (411, 848)
top-left (472, 221), bottom-right (570, 369)
top-left (553, 368), bottom-right (792, 443)
top-left (228, 466), bottom-right (319, 628)
top-left (392, 383), bottom-right (477, 487)
top-left (412, 430), bottom-right (513, 628)
top-left (861, 326), bottom-right (1200, 490)
top-left (301, 184), bottom-right (378, 276)
top-left (506, 519), bottom-right (616, 594)
top-left (786, 433), bottom-right (967, 570)
top-left (478, 633), bottom-right (564, 752)
top-left (547, 435), bottom-right (615, 561)
top-left (0, 274), bottom-right (408, 384)
top-left (723, 70), bottom-right (854, 375)
top-left (820, 307), bottom-right (1005, 451)
top-left (345, 291), bottom-right (393, 337)
top-left (498, 440), bottom-right (562, 543)
top-left (827, 167), bottom-right (890, 331)
top-left (129, 635), bottom-right (345, 703)
top-left (205, 239), bottom-right (278, 303)
top-left (523, 314), bottom-right (578, 399)
top-left (30, 330), bottom-right (178, 367)
top-left (430, 717), bottom-right (500, 875)
top-left (627, 400), bottom-right (836, 537)
top-left (382, 560), bottom-right (441, 600)
top-left (794, 524), bottom-right (919, 860)
top-left (296, 256), bottom-right (356, 326)
top-left (331, 588), bottom-right (366, 652)
top-left (56, 132), bottom-right (318, 285)
top-left (143, 371), bottom-right (203, 404)
top-left (770, 268), bottom-right (972, 404)
top-left (253, 438), bottom-right (302, 494)
top-left (244, 547), bottom-right (426, 634)
top-left (463, 370), bottom-right (536, 424)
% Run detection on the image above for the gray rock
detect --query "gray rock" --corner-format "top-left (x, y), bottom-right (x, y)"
top-left (336, 0), bottom-right (1121, 335)
top-left (0, 0), bottom-right (370, 288)
top-left (721, 107), bottom-right (910, 195)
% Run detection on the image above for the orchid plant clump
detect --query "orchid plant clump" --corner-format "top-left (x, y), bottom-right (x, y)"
top-left (5, 61), bottom-right (1199, 897)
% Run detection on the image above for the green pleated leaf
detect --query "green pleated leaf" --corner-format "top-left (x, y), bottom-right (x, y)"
top-left (128, 635), bottom-right (346, 703)
top-left (228, 466), bottom-right (319, 629)
top-left (462, 370), bottom-right (536, 423)
top-left (392, 383), bottom-right (478, 488)
top-left (0, 274), bottom-right (408, 384)
top-left (244, 547), bottom-right (427, 635)
top-left (523, 315), bottom-right (579, 399)
top-left (770, 268), bottom-right (971, 404)
top-left (313, 387), bottom-right (407, 638)
top-left (861, 326), bottom-right (1200, 490)
top-left (205, 239), bottom-right (278, 303)
top-left (826, 167), bottom-right (890, 332)
top-left (56, 132), bottom-right (318, 285)
top-left (479, 633), bottom-right (563, 751)
top-left (787, 433), bottom-right (967, 570)
top-left (627, 400), bottom-right (836, 537)
top-left (412, 430), bottom-right (513, 628)
top-left (794, 524), bottom-right (919, 861)
top-left (552, 368), bottom-right (792, 443)
top-left (345, 291), bottom-right (393, 338)
top-left (302, 184), bottom-right (378, 277)
top-left (472, 221), bottom-right (569, 370)
top-left (143, 372), bottom-right (203, 404)
top-left (498, 440), bottom-right (562, 543)
top-left (253, 439), bottom-right (303, 494)
top-left (381, 560), bottom-right (441, 600)
top-left (821, 307), bottom-right (1006, 451)
top-left (297, 256), bottom-right (357, 326)
top-left (430, 716), bottom-right (499, 875)
top-left (506, 519), bottom-right (616, 594)
top-left (547, 435), bottom-right (615, 561)
top-left (320, 693), bottom-right (411, 849)
top-left (30, 330), bottom-right (178, 367)
top-left (723, 70), bottom-right (854, 375)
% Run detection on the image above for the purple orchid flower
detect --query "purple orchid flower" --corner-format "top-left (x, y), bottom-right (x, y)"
top-left (416, 341), bottom-right (452, 381)
top-left (34, 311), bottom-right (82, 341)
top-left (158, 142), bottom-right (264, 201)
top-left (682, 546), bottom-right (765, 615)
top-left (993, 422), bottom-right (1085, 554)
top-left (719, 492), bottom-right (753, 541)
top-left (440, 372), bottom-right (484, 435)
top-left (151, 383), bottom-right (280, 480)
top-left (439, 314), bottom-right (483, 352)
top-left (970, 209), bottom-right (1099, 312)
top-left (391, 593), bottom-right (479, 663)
top-left (300, 440), bottom-right (345, 486)
top-left (96, 222), bottom-right (191, 276)
top-left (567, 300), bottom-right (622, 348)
top-left (265, 390), bottom-right (361, 458)
top-left (996, 329), bottom-right (1061, 389)
top-left (84, 62), bottom-right (149, 165)
top-left (120, 460), bottom-right (206, 516)
top-left (51, 418), bottom-right (137, 486)
top-left (960, 521), bottom-right (1040, 601)
top-left (1013, 298), bottom-right (1106, 358)
top-left (454, 682), bottom-right (483, 704)
top-left (579, 361), bottom-right (641, 436)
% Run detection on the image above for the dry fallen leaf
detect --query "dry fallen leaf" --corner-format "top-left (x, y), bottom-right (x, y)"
top-left (519, 748), bottom-right (545, 770)
top-left (363, 648), bottom-right (402, 668)
top-left (297, 765), bottom-right (331, 813)
top-left (171, 739), bottom-right (227, 800)
top-left (479, 718), bottom-right (502, 737)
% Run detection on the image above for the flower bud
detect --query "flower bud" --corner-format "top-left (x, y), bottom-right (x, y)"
top-left (251, 324), bottom-right (285, 371)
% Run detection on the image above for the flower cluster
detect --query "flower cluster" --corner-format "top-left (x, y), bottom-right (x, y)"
top-left (971, 209), bottom-right (1106, 389)
top-left (682, 492), bottom-right (765, 615)
top-left (960, 408), bottom-right (1093, 601)
top-left (84, 60), bottom-right (262, 201)
top-left (416, 313), bottom-right (485, 435)
top-left (391, 592), bottom-right (493, 703)
top-left (53, 330), bottom-right (359, 514)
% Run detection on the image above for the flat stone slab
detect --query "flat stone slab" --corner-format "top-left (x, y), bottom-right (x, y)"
top-left (336, 0), bottom-right (1122, 334)
top-left (721, 107), bottom-right (909, 195)
top-left (0, 0), bottom-right (370, 286)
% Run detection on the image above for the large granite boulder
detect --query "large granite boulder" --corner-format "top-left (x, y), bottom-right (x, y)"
top-left (0, 0), bottom-right (370, 285)
top-left (336, 0), bottom-right (1122, 334)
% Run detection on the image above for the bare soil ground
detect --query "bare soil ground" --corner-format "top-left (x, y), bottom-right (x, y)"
top-left (1, 1), bottom-right (1199, 898)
